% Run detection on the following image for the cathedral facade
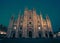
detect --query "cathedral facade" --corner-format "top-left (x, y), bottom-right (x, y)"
top-left (7, 8), bottom-right (53, 38)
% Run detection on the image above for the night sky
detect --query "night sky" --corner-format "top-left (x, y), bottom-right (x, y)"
top-left (0, 0), bottom-right (60, 32)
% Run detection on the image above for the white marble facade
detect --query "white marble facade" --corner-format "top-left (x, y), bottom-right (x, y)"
top-left (7, 8), bottom-right (53, 38)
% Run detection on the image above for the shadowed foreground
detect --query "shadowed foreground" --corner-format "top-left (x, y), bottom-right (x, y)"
top-left (0, 38), bottom-right (60, 43)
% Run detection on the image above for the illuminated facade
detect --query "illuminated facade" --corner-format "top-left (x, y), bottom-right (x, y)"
top-left (7, 8), bottom-right (53, 38)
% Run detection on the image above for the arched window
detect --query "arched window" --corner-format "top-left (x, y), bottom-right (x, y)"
top-left (20, 27), bottom-right (22, 30)
top-left (29, 17), bottom-right (31, 19)
top-left (29, 22), bottom-right (31, 24)
top-left (20, 26), bottom-right (22, 30)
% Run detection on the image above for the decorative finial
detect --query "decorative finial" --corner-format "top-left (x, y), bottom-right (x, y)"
top-left (40, 11), bottom-right (42, 15)
top-left (40, 11), bottom-right (42, 17)
top-left (18, 10), bottom-right (21, 15)
top-left (11, 14), bottom-right (14, 20)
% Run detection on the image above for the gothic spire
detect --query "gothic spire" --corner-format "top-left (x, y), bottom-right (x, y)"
top-left (46, 15), bottom-right (49, 19)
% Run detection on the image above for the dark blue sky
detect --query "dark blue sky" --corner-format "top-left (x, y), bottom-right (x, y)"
top-left (0, 0), bottom-right (60, 32)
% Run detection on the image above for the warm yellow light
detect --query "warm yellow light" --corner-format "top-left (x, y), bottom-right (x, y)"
top-left (0, 31), bottom-right (6, 34)
top-left (14, 26), bottom-right (16, 29)
top-left (38, 27), bottom-right (41, 30)
top-left (1, 32), bottom-right (4, 34)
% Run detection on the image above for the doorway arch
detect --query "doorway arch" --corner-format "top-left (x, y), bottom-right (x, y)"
top-left (28, 31), bottom-right (32, 38)
top-left (11, 31), bottom-right (15, 38)
top-left (38, 31), bottom-right (41, 38)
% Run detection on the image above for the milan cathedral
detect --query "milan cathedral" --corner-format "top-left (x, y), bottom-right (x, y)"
top-left (7, 8), bottom-right (53, 38)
